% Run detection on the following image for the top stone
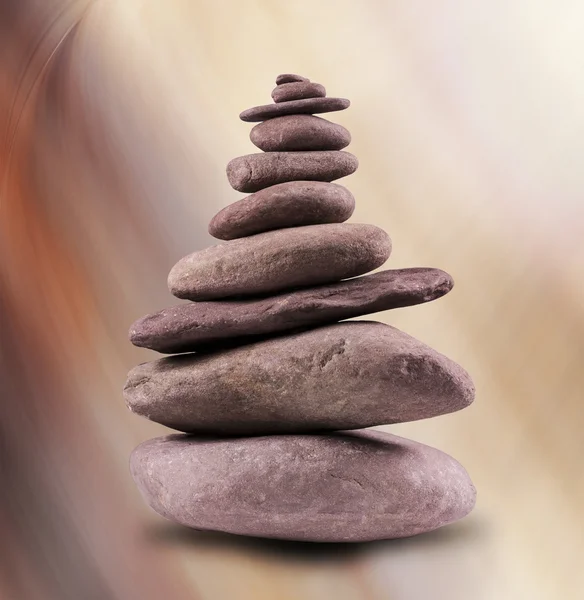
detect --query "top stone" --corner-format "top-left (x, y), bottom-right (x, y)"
top-left (276, 73), bottom-right (309, 84)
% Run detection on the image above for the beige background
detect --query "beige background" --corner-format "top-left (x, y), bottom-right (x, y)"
top-left (1, 1), bottom-right (583, 599)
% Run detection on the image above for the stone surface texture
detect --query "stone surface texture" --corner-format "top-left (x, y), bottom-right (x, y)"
top-left (124, 321), bottom-right (475, 434)
top-left (240, 97), bottom-right (350, 122)
top-left (250, 115), bottom-right (351, 152)
top-left (130, 430), bottom-right (477, 542)
top-left (272, 81), bottom-right (326, 103)
top-left (131, 268), bottom-right (453, 353)
top-left (209, 180), bottom-right (355, 240)
top-left (168, 223), bottom-right (391, 300)
top-left (227, 151), bottom-right (358, 193)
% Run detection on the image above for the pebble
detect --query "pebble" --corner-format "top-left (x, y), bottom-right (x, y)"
top-left (250, 114), bottom-right (351, 152)
top-left (240, 97), bottom-right (350, 122)
top-left (272, 81), bottom-right (326, 103)
top-left (276, 73), bottom-right (309, 84)
top-left (209, 181), bottom-right (355, 240)
top-left (124, 321), bottom-right (474, 433)
top-left (130, 429), bottom-right (476, 542)
top-left (227, 151), bottom-right (358, 193)
top-left (168, 223), bottom-right (390, 300)
top-left (130, 268), bottom-right (453, 353)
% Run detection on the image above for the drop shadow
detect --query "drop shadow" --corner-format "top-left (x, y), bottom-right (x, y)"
top-left (146, 515), bottom-right (489, 564)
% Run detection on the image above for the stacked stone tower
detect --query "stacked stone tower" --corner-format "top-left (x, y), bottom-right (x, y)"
top-left (125, 74), bottom-right (476, 542)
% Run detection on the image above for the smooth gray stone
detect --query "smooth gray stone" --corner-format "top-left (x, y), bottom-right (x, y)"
top-left (272, 81), bottom-right (326, 103)
top-left (168, 223), bottom-right (390, 301)
top-left (227, 151), bottom-right (358, 193)
top-left (276, 73), bottom-right (309, 84)
top-left (209, 181), bottom-right (355, 240)
top-left (130, 268), bottom-right (453, 353)
top-left (124, 321), bottom-right (475, 433)
top-left (250, 115), bottom-right (351, 152)
top-left (240, 97), bottom-right (350, 122)
top-left (130, 430), bottom-right (477, 542)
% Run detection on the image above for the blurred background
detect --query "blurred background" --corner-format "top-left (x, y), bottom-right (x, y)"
top-left (1, 1), bottom-right (583, 599)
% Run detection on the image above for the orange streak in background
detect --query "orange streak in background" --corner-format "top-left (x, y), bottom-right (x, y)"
top-left (0, 10), bottom-right (197, 600)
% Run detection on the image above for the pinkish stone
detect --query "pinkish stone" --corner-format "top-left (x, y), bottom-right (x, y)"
top-left (130, 268), bottom-right (453, 353)
top-left (168, 223), bottom-right (390, 301)
top-left (130, 429), bottom-right (476, 542)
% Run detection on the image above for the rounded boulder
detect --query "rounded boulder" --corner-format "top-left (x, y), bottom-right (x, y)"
top-left (130, 430), bottom-right (476, 542)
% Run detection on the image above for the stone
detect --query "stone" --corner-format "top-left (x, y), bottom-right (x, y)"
top-left (250, 115), bottom-right (351, 152)
top-left (124, 321), bottom-right (475, 433)
top-left (130, 268), bottom-right (454, 353)
top-left (130, 429), bottom-right (476, 542)
top-left (168, 223), bottom-right (391, 300)
top-left (240, 97), bottom-right (350, 122)
top-left (272, 82), bottom-right (326, 103)
top-left (209, 181), bottom-right (355, 240)
top-left (227, 151), bottom-right (358, 193)
top-left (276, 73), bottom-right (309, 84)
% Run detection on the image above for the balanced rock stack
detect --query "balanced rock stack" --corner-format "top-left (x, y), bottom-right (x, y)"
top-left (125, 74), bottom-right (476, 543)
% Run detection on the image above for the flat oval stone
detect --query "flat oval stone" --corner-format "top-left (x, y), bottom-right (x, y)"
top-left (168, 223), bottom-right (390, 300)
top-left (130, 269), bottom-right (453, 353)
top-left (240, 97), bottom-right (350, 122)
top-left (209, 181), bottom-right (355, 240)
top-left (272, 82), bottom-right (326, 103)
top-left (276, 73), bottom-right (309, 84)
top-left (227, 151), bottom-right (358, 193)
top-left (124, 321), bottom-right (474, 433)
top-left (250, 115), bottom-right (351, 152)
top-left (130, 430), bottom-right (476, 542)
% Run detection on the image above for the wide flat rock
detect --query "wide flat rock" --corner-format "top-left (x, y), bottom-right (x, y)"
top-left (272, 81), bottom-right (326, 103)
top-left (209, 181), bottom-right (355, 240)
top-left (250, 115), bottom-right (351, 152)
top-left (240, 97), bottom-right (350, 122)
top-left (124, 321), bottom-right (475, 433)
top-left (130, 429), bottom-right (476, 542)
top-left (131, 268), bottom-right (453, 353)
top-left (168, 223), bottom-right (390, 301)
top-left (227, 151), bottom-right (358, 193)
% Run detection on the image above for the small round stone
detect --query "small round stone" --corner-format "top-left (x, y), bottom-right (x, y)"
top-left (130, 429), bottom-right (476, 542)
top-left (276, 73), bottom-right (309, 84)
top-left (210, 181), bottom-right (354, 240)
top-left (250, 115), bottom-right (350, 152)
top-left (226, 151), bottom-right (358, 193)
top-left (130, 268), bottom-right (453, 353)
top-left (168, 223), bottom-right (391, 300)
top-left (272, 81), bottom-right (326, 103)
top-left (240, 97), bottom-right (350, 122)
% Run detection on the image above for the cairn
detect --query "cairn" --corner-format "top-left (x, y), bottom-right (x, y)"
top-left (125, 74), bottom-right (476, 542)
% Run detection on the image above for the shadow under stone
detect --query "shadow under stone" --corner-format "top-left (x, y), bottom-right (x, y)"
top-left (146, 515), bottom-right (488, 564)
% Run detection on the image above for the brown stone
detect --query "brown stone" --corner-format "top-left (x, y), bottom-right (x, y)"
top-left (272, 82), bottom-right (326, 103)
top-left (124, 321), bottom-right (475, 433)
top-left (168, 223), bottom-right (391, 300)
top-left (130, 268), bottom-right (453, 353)
top-left (130, 429), bottom-right (476, 542)
top-left (276, 73), bottom-right (309, 84)
top-left (226, 151), bottom-right (357, 193)
top-left (240, 97), bottom-right (350, 122)
top-left (209, 181), bottom-right (355, 240)
top-left (250, 115), bottom-right (351, 152)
